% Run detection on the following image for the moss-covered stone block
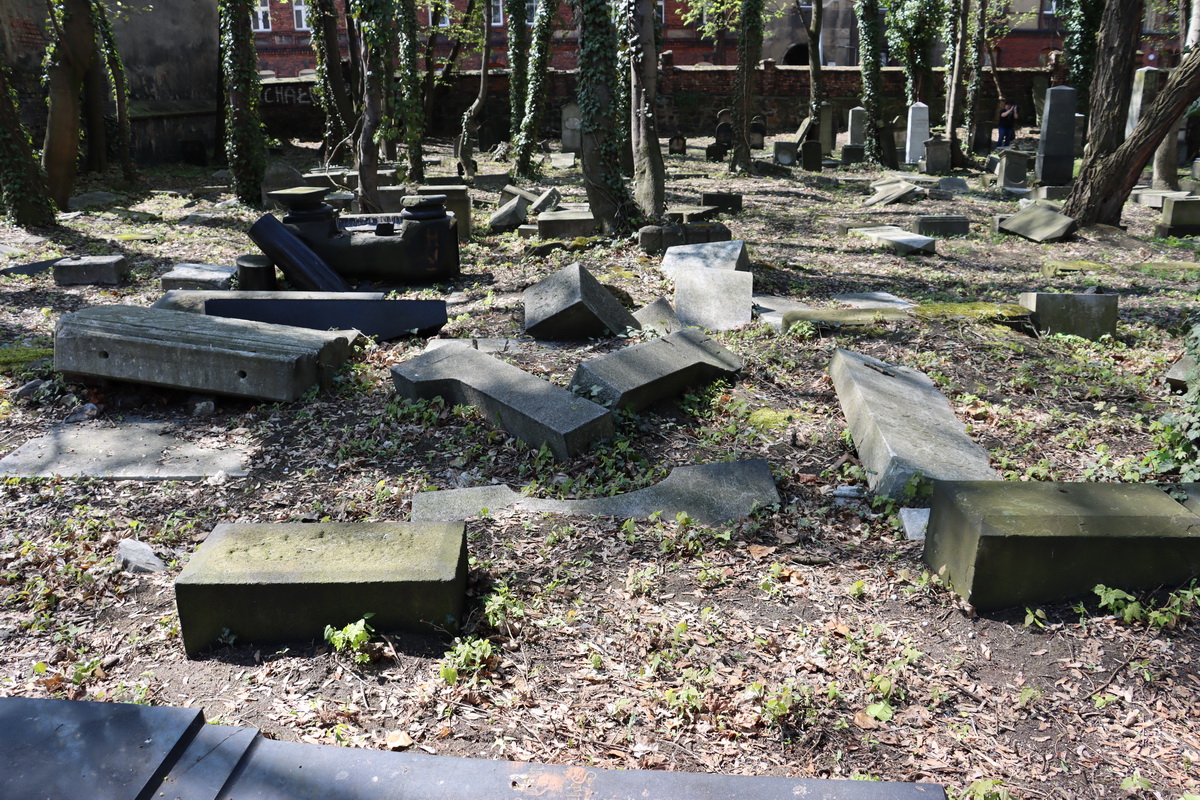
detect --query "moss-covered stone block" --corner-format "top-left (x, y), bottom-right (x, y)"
top-left (175, 521), bottom-right (467, 656)
top-left (924, 481), bottom-right (1200, 610)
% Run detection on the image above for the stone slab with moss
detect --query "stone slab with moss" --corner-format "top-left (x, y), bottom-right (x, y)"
top-left (782, 307), bottom-right (910, 330)
top-left (175, 521), bottom-right (467, 656)
top-left (924, 481), bottom-right (1200, 611)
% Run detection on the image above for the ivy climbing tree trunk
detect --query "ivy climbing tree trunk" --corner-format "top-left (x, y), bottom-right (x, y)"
top-left (92, 2), bottom-right (133, 183)
top-left (805, 0), bottom-right (824, 118)
top-left (854, 0), bottom-right (889, 166)
top-left (628, 0), bottom-right (664, 216)
top-left (42, 0), bottom-right (98, 208)
top-left (348, 3), bottom-right (384, 213)
top-left (395, 0), bottom-right (426, 181)
top-left (0, 48), bottom-right (55, 226)
top-left (729, 0), bottom-right (763, 174)
top-left (505, 0), bottom-right (529, 139)
top-left (577, 0), bottom-right (636, 232)
top-left (310, 0), bottom-right (355, 162)
top-left (1060, 0), bottom-right (1105, 112)
top-left (1152, 0), bottom-right (1199, 189)
top-left (219, 0), bottom-right (267, 206)
top-left (943, 0), bottom-right (974, 167)
top-left (458, 1), bottom-right (490, 179)
top-left (513, 0), bottom-right (554, 178)
top-left (1085, 0), bottom-right (1143, 156)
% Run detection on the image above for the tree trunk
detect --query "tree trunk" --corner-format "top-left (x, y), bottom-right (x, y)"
top-left (1063, 41), bottom-right (1200, 226)
top-left (42, 0), bottom-right (97, 209)
top-left (506, 0), bottom-right (530, 139)
top-left (219, 0), bottom-right (267, 206)
top-left (458, 3), bottom-right (491, 179)
top-left (396, 0), bottom-right (425, 182)
top-left (0, 51), bottom-right (55, 226)
top-left (854, 0), bottom-right (889, 166)
top-left (354, 13), bottom-right (382, 214)
top-left (944, 0), bottom-right (974, 167)
top-left (630, 0), bottom-right (665, 216)
top-left (82, 64), bottom-right (108, 174)
top-left (1152, 0), bottom-right (1200, 188)
top-left (730, 0), bottom-right (764, 173)
top-left (311, 0), bottom-right (354, 161)
top-left (578, 0), bottom-right (635, 232)
top-left (1086, 0), bottom-right (1144, 157)
top-left (805, 0), bottom-right (824, 116)
top-left (92, 3), bottom-right (134, 183)
top-left (963, 0), bottom-right (984, 152)
top-left (513, 0), bottom-right (553, 178)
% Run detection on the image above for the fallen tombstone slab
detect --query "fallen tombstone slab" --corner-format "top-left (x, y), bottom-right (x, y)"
top-left (1033, 185), bottom-right (1072, 201)
top-left (413, 460), bottom-right (779, 527)
top-left (753, 295), bottom-right (813, 331)
top-left (939, 176), bottom-right (970, 193)
top-left (701, 192), bottom-right (743, 212)
top-left (153, 289), bottom-right (384, 314)
top-left (832, 291), bottom-right (915, 309)
top-left (549, 152), bottom-right (576, 168)
top-left (849, 225), bottom-right (936, 256)
top-left (899, 507), bottom-right (931, 541)
top-left (782, 307), bottom-right (910, 329)
top-left (204, 297), bottom-right (447, 339)
top-left (247, 213), bottom-right (351, 292)
top-left (998, 203), bottom-right (1076, 243)
top-left (665, 205), bottom-right (720, 223)
top-left (924, 481), bottom-right (1200, 610)
top-left (175, 520), bottom-right (467, 655)
top-left (1167, 354), bottom-right (1196, 391)
top-left (1130, 189), bottom-right (1189, 208)
top-left (68, 190), bottom-right (121, 209)
top-left (160, 262), bottom-right (237, 290)
top-left (1018, 291), bottom-right (1117, 340)
top-left (0, 419), bottom-right (249, 480)
top-left (915, 215), bottom-right (970, 237)
top-left (829, 348), bottom-right (1000, 499)
top-left (424, 338), bottom-right (551, 355)
top-left (0, 696), bottom-right (948, 800)
top-left (569, 328), bottom-right (742, 411)
top-left (391, 346), bottom-right (613, 460)
top-left (489, 194), bottom-right (530, 233)
top-left (501, 184), bottom-right (540, 205)
top-left (55, 306), bottom-right (354, 402)
top-left (660, 239), bottom-right (750, 278)
top-left (1038, 259), bottom-right (1107, 278)
top-left (53, 255), bottom-right (130, 286)
top-left (537, 210), bottom-right (598, 239)
top-left (531, 187), bottom-right (562, 214)
top-left (524, 262), bottom-right (640, 339)
top-left (864, 180), bottom-right (920, 207)
top-left (633, 297), bottom-right (684, 335)
top-left (0, 258), bottom-right (58, 277)
top-left (673, 268), bottom-right (753, 331)
top-left (117, 538), bottom-right (168, 573)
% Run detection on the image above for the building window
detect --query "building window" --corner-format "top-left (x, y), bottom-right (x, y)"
top-left (430, 0), bottom-right (450, 26)
top-left (251, 0), bottom-right (271, 31)
top-left (489, 0), bottom-right (504, 26)
top-left (294, 0), bottom-right (310, 29)
top-left (657, 0), bottom-right (665, 22)
top-left (525, 0), bottom-right (537, 23)
top-left (1042, 0), bottom-right (1056, 14)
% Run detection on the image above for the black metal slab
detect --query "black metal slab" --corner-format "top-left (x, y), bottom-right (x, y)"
top-left (0, 258), bottom-right (58, 277)
top-left (159, 723), bottom-right (260, 800)
top-left (221, 739), bottom-right (947, 800)
top-left (203, 298), bottom-right (448, 339)
top-left (0, 696), bottom-right (205, 800)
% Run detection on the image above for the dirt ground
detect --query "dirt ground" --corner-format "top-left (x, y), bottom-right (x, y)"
top-left (3, 134), bottom-right (1200, 800)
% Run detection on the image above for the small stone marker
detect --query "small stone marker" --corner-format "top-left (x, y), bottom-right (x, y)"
top-left (774, 141), bottom-right (798, 166)
top-left (0, 419), bottom-right (248, 480)
top-left (561, 101), bottom-right (583, 153)
top-left (939, 176), bottom-right (970, 193)
top-left (749, 116), bottom-right (767, 150)
top-left (905, 102), bottom-right (930, 163)
top-left (530, 187), bottom-right (561, 214)
top-left (1167, 354), bottom-right (1196, 391)
top-left (915, 215), bottom-right (970, 237)
top-left (153, 289), bottom-right (385, 314)
top-left (412, 460), bottom-right (779, 528)
top-left (391, 346), bottom-right (614, 459)
top-left (998, 203), bottom-right (1076, 243)
top-left (53, 255), bottom-right (130, 286)
top-left (160, 263), bottom-right (237, 291)
top-left (524, 262), bottom-right (640, 339)
top-left (924, 481), bottom-right (1200, 610)
top-left (176, 521), bottom-right (467, 655)
top-left (920, 138), bottom-right (951, 174)
top-left (841, 144), bottom-right (865, 165)
top-left (489, 194), bottom-right (530, 233)
top-left (417, 184), bottom-right (472, 242)
top-left (753, 295), bottom-right (813, 331)
top-left (829, 348), bottom-right (1000, 498)
top-left (849, 225), bottom-right (936, 256)
top-left (537, 210), bottom-right (597, 239)
top-left (1156, 196), bottom-right (1200, 237)
top-left (55, 306), bottom-right (354, 402)
top-left (848, 106), bottom-right (866, 146)
top-left (801, 140), bottom-right (823, 171)
top-left (569, 328), bottom-right (742, 411)
top-left (997, 149), bottom-right (1029, 188)
top-left (118, 539), bottom-right (168, 573)
top-left (701, 192), bottom-right (743, 213)
top-left (673, 268), bottom-right (753, 331)
top-left (549, 152), bottom-right (577, 169)
top-left (664, 205), bottom-right (720, 223)
top-left (706, 143), bottom-right (730, 162)
top-left (633, 297), bottom-right (683, 335)
top-left (1037, 85), bottom-right (1078, 186)
top-left (1018, 291), bottom-right (1117, 340)
top-left (236, 254), bottom-right (278, 290)
top-left (661, 239), bottom-right (750, 278)
top-left (668, 135), bottom-right (687, 155)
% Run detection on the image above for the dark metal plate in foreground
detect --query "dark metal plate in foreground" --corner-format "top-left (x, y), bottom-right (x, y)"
top-left (204, 298), bottom-right (448, 339)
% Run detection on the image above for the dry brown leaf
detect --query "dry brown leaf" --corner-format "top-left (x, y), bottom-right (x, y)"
top-left (385, 730), bottom-right (414, 750)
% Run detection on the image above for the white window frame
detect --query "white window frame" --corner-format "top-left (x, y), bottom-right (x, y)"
top-left (251, 0), bottom-right (271, 31)
top-left (656, 0), bottom-right (665, 22)
top-left (429, 0), bottom-right (451, 26)
top-left (293, 0), bottom-right (310, 30)
top-left (525, 0), bottom-right (537, 24)
top-left (1042, 0), bottom-right (1056, 13)
top-left (489, 0), bottom-right (504, 26)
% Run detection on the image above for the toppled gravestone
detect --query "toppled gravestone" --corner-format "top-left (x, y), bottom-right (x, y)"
top-left (924, 481), bottom-right (1200, 610)
top-left (674, 268), bottom-right (753, 331)
top-left (489, 194), bottom-right (530, 233)
top-left (636, 222), bottom-right (733, 254)
top-left (531, 187), bottom-right (561, 214)
top-left (0, 420), bottom-right (249, 480)
top-left (54, 306), bottom-right (354, 402)
top-left (53, 255), bottom-right (130, 286)
top-left (175, 521), bottom-right (467, 655)
top-left (412, 460), bottom-right (779, 527)
top-left (915, 215), bottom-right (970, 237)
top-left (753, 295), bottom-right (813, 331)
top-left (660, 240), bottom-right (750, 278)
top-left (524, 262), bottom-right (640, 339)
top-left (537, 210), bottom-right (597, 239)
top-left (153, 289), bottom-right (385, 314)
top-left (160, 262), bottom-right (237, 290)
top-left (848, 225), bottom-right (936, 256)
top-left (390, 346), bottom-right (613, 460)
top-left (999, 203), bottom-right (1077, 243)
top-left (1018, 291), bottom-right (1117, 340)
top-left (633, 297), bottom-right (684, 335)
top-left (117, 539), bottom-right (167, 573)
top-left (569, 328), bottom-right (742, 411)
top-left (829, 348), bottom-right (1000, 499)
top-left (204, 297), bottom-right (447, 340)
top-left (864, 180), bottom-right (920, 207)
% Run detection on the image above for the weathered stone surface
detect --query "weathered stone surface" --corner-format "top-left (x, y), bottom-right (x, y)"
top-left (160, 262), bottom-right (236, 290)
top-left (1167, 354), bottom-right (1196, 391)
top-left (915, 215), bottom-right (970, 237)
top-left (524, 262), bottom-right (641, 339)
top-left (925, 481), bottom-right (1200, 610)
top-left (1036, 85), bottom-right (1078, 186)
top-left (841, 144), bottom-right (865, 165)
top-left (998, 204), bottom-right (1076, 243)
top-left (176, 521), bottom-right (467, 655)
top-left (118, 539), bottom-right (168, 573)
top-left (774, 141), bottom-right (798, 166)
top-left (997, 149), bottom-right (1029, 188)
top-left (489, 194), bottom-right (529, 232)
top-left (665, 205), bottom-right (720, 223)
top-left (899, 508), bottom-right (930, 541)
top-left (417, 184), bottom-right (472, 242)
top-left (634, 297), bottom-right (684, 335)
top-left (939, 176), bottom-right (970, 193)
top-left (153, 289), bottom-right (384, 314)
top-left (569, 329), bottom-right (742, 411)
top-left (660, 240), bottom-right (750, 278)
top-left (531, 187), bottom-right (562, 214)
top-left (829, 348), bottom-right (999, 498)
top-left (832, 291), bottom-right (915, 309)
top-left (1130, 189), bottom-right (1189, 208)
top-left (801, 140), bottom-right (823, 171)
top-left (159, 723), bottom-right (259, 798)
top-left (501, 184), bottom-right (540, 205)
top-left (1018, 291), bottom-right (1117, 340)
top-left (783, 307), bottom-right (910, 329)
top-left (673, 269), bottom-right (753, 331)
top-left (55, 306), bottom-right (354, 402)
top-left (412, 460), bottom-right (779, 527)
top-left (53, 255), bottom-right (130, 286)
top-left (905, 103), bottom-right (930, 163)
top-left (0, 419), bottom-right (250, 480)
top-left (920, 138), bottom-right (951, 174)
top-left (701, 192), bottom-right (743, 212)
top-left (537, 210), bottom-right (597, 239)
top-left (1157, 196), bottom-right (1200, 237)
top-left (260, 162), bottom-right (307, 207)
top-left (864, 180), bottom-right (920, 207)
top-left (205, 298), bottom-right (447, 340)
top-left (850, 225), bottom-right (936, 255)
top-left (391, 346), bottom-right (613, 460)
top-left (848, 106), bottom-right (866, 145)
top-left (753, 295), bottom-right (813, 331)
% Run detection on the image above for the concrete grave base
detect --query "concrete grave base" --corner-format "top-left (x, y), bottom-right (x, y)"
top-left (53, 255), bottom-right (130, 286)
top-left (1018, 292), bottom-right (1118, 341)
top-left (925, 481), bottom-right (1200, 610)
top-left (176, 521), bottom-right (467, 655)
top-left (153, 289), bottom-right (384, 314)
top-left (160, 262), bottom-right (237, 290)
top-left (660, 240), bottom-right (750, 277)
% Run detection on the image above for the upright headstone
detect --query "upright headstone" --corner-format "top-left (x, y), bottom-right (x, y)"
top-left (818, 105), bottom-right (835, 155)
top-left (848, 106), bottom-right (867, 146)
top-left (668, 135), bottom-right (687, 155)
top-left (1031, 75), bottom-right (1049, 126)
top-left (997, 149), bottom-right (1029, 188)
top-left (905, 103), bottom-right (930, 164)
top-left (921, 138), bottom-right (951, 174)
top-left (1037, 86), bottom-right (1078, 187)
top-left (1127, 68), bottom-right (1165, 139)
top-left (715, 120), bottom-right (734, 148)
top-left (801, 140), bottom-right (823, 171)
top-left (561, 101), bottom-right (583, 154)
top-left (749, 116), bottom-right (767, 149)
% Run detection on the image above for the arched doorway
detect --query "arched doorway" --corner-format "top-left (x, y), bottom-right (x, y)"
top-left (783, 43), bottom-right (810, 66)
